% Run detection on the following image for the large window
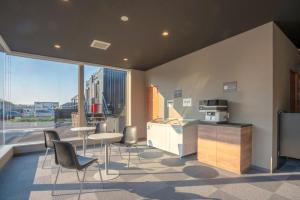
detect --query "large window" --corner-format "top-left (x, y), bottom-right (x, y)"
top-left (85, 66), bottom-right (127, 132)
top-left (1, 54), bottom-right (127, 145)
top-left (1, 55), bottom-right (78, 144)
top-left (0, 51), bottom-right (5, 145)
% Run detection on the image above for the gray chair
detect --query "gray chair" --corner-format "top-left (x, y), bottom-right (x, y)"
top-left (42, 130), bottom-right (60, 168)
top-left (88, 121), bottom-right (107, 152)
top-left (52, 140), bottom-right (103, 199)
top-left (95, 121), bottom-right (107, 133)
top-left (112, 126), bottom-right (140, 167)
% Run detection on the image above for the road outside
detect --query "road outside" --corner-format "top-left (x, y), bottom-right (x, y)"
top-left (2, 121), bottom-right (75, 144)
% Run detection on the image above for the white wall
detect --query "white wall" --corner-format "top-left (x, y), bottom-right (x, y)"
top-left (146, 22), bottom-right (275, 169)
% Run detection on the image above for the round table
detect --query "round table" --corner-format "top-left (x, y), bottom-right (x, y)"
top-left (70, 126), bottom-right (96, 156)
top-left (88, 133), bottom-right (123, 180)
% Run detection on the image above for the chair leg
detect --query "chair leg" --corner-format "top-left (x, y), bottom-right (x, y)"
top-left (51, 166), bottom-right (60, 196)
top-left (128, 147), bottom-right (131, 168)
top-left (96, 161), bottom-right (104, 189)
top-left (78, 168), bottom-right (87, 200)
top-left (135, 146), bottom-right (141, 161)
top-left (42, 148), bottom-right (49, 168)
top-left (76, 170), bottom-right (81, 182)
top-left (118, 146), bottom-right (123, 159)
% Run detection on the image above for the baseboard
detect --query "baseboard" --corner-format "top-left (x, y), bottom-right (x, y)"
top-left (250, 164), bottom-right (270, 173)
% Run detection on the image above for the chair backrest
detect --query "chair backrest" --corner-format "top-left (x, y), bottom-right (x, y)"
top-left (122, 126), bottom-right (138, 145)
top-left (95, 121), bottom-right (107, 133)
top-left (43, 130), bottom-right (60, 149)
top-left (53, 140), bottom-right (79, 169)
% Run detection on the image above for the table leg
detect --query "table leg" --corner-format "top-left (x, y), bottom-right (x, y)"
top-left (105, 144), bottom-right (108, 175)
top-left (83, 134), bottom-right (86, 156)
top-left (93, 142), bottom-right (119, 181)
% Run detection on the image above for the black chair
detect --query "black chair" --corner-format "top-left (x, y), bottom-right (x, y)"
top-left (112, 126), bottom-right (140, 167)
top-left (42, 130), bottom-right (60, 168)
top-left (52, 140), bottom-right (103, 199)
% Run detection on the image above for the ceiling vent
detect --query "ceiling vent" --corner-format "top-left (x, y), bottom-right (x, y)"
top-left (90, 40), bottom-right (111, 50)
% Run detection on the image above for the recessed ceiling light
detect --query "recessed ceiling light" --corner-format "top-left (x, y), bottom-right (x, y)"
top-left (123, 58), bottom-right (128, 61)
top-left (162, 31), bottom-right (169, 37)
top-left (121, 16), bottom-right (129, 22)
top-left (54, 44), bottom-right (61, 49)
top-left (62, 0), bottom-right (69, 2)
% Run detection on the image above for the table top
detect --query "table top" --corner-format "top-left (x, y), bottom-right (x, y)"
top-left (88, 133), bottom-right (123, 143)
top-left (70, 127), bottom-right (96, 132)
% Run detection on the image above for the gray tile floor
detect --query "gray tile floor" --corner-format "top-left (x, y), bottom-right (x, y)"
top-left (1, 142), bottom-right (300, 200)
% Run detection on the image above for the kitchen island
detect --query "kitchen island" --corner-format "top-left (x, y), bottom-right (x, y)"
top-left (147, 119), bottom-right (199, 157)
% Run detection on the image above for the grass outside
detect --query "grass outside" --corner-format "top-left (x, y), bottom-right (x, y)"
top-left (9, 116), bottom-right (54, 123)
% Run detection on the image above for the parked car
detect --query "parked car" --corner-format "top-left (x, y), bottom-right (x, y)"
top-left (4, 111), bottom-right (22, 119)
top-left (35, 110), bottom-right (53, 117)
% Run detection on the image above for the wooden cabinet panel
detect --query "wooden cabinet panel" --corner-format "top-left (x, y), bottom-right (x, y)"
top-left (147, 86), bottom-right (159, 120)
top-left (217, 146), bottom-right (240, 171)
top-left (216, 126), bottom-right (241, 172)
top-left (197, 124), bottom-right (252, 174)
top-left (240, 127), bottom-right (252, 172)
top-left (197, 125), bottom-right (217, 166)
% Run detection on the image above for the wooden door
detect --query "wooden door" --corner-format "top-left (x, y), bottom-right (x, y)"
top-left (147, 85), bottom-right (159, 120)
top-left (290, 70), bottom-right (298, 112)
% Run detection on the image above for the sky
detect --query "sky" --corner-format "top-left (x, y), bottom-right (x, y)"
top-left (0, 52), bottom-right (100, 105)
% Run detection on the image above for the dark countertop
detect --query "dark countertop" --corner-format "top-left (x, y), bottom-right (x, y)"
top-left (197, 121), bottom-right (252, 128)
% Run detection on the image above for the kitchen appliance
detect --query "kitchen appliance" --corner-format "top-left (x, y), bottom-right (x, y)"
top-left (199, 99), bottom-right (229, 122)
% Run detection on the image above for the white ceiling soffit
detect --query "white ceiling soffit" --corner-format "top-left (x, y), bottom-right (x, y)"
top-left (0, 35), bottom-right (11, 53)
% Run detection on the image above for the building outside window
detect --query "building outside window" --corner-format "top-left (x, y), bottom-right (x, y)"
top-left (85, 67), bottom-right (126, 116)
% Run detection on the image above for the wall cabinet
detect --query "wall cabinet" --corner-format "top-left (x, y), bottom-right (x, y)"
top-left (197, 124), bottom-right (252, 174)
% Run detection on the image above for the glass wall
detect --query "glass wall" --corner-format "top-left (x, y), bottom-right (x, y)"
top-left (0, 54), bottom-right (128, 145)
top-left (1, 55), bottom-right (78, 144)
top-left (85, 66), bottom-right (127, 132)
top-left (0, 51), bottom-right (5, 145)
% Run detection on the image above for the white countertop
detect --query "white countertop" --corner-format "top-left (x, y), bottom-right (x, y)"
top-left (148, 118), bottom-right (200, 126)
top-left (70, 127), bottom-right (96, 132)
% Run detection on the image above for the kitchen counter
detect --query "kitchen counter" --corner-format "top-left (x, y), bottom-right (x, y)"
top-left (147, 119), bottom-right (198, 157)
top-left (150, 118), bottom-right (200, 126)
top-left (197, 123), bottom-right (252, 174)
top-left (197, 121), bottom-right (252, 128)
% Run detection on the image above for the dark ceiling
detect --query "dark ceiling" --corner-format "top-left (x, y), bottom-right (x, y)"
top-left (0, 0), bottom-right (300, 70)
